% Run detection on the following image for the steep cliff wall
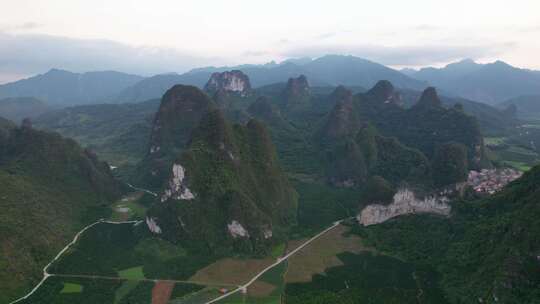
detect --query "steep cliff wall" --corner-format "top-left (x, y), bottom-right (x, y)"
top-left (358, 188), bottom-right (451, 226)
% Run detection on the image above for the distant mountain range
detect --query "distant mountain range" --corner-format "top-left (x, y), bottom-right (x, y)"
top-left (407, 59), bottom-right (540, 104)
top-left (116, 55), bottom-right (427, 103)
top-left (1, 55), bottom-right (539, 108)
top-left (0, 69), bottom-right (143, 106)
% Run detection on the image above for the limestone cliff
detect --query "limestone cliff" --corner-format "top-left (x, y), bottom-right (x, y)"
top-left (358, 188), bottom-right (451, 226)
top-left (204, 70), bottom-right (251, 96)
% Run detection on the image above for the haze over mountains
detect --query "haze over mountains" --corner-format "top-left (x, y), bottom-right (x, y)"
top-left (3, 55), bottom-right (539, 109)
top-left (407, 59), bottom-right (540, 104)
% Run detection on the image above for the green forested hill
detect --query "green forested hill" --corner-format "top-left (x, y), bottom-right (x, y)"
top-left (0, 123), bottom-right (124, 303)
top-left (144, 103), bottom-right (298, 254)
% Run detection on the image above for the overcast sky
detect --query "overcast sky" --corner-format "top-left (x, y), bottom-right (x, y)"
top-left (1, 0), bottom-right (539, 83)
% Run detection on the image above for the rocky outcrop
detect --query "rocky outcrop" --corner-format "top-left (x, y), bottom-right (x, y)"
top-left (204, 70), bottom-right (251, 96)
top-left (227, 220), bottom-right (249, 238)
top-left (358, 188), bottom-right (451, 226)
top-left (160, 163), bottom-right (195, 202)
top-left (146, 217), bottom-right (162, 234)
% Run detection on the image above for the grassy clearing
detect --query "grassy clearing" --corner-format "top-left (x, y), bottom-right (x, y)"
top-left (118, 266), bottom-right (145, 280)
top-left (271, 243), bottom-right (285, 259)
top-left (485, 137), bottom-right (506, 146)
top-left (285, 225), bottom-right (369, 283)
top-left (189, 257), bottom-right (274, 286)
top-left (504, 161), bottom-right (532, 172)
top-left (60, 282), bottom-right (83, 294)
top-left (110, 192), bottom-right (147, 221)
top-left (19, 276), bottom-right (122, 304)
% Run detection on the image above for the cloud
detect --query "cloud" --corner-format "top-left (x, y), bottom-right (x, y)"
top-left (281, 43), bottom-right (516, 66)
top-left (0, 22), bottom-right (42, 32)
top-left (0, 32), bottom-right (226, 82)
top-left (413, 24), bottom-right (442, 31)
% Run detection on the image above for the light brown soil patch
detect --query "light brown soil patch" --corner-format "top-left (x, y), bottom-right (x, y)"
top-left (248, 280), bottom-right (277, 297)
top-left (189, 257), bottom-right (274, 285)
top-left (152, 281), bottom-right (174, 304)
top-left (285, 225), bottom-right (371, 283)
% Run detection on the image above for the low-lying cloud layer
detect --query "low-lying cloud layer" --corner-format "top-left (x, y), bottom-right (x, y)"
top-left (0, 32), bottom-right (224, 83)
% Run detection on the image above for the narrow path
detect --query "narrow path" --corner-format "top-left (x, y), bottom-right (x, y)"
top-left (49, 273), bottom-right (238, 287)
top-left (204, 219), bottom-right (350, 304)
top-left (8, 220), bottom-right (141, 304)
top-left (126, 183), bottom-right (158, 197)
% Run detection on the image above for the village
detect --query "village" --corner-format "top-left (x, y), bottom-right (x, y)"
top-left (467, 168), bottom-right (523, 194)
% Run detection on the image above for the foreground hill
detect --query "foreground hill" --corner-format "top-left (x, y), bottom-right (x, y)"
top-left (357, 164), bottom-right (540, 303)
top-left (0, 97), bottom-right (52, 123)
top-left (147, 109), bottom-right (298, 254)
top-left (0, 69), bottom-right (144, 106)
top-left (410, 59), bottom-right (540, 104)
top-left (0, 120), bottom-right (124, 303)
top-left (133, 84), bottom-right (297, 254)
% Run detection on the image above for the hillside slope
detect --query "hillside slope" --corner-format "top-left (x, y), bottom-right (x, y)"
top-left (0, 122), bottom-right (123, 303)
top-left (358, 164), bottom-right (540, 303)
top-left (0, 97), bottom-right (52, 123)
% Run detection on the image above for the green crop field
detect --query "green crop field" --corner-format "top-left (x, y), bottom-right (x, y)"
top-left (118, 266), bottom-right (145, 280)
top-left (60, 282), bottom-right (83, 293)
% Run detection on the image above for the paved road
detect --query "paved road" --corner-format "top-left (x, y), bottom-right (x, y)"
top-left (204, 219), bottom-right (350, 304)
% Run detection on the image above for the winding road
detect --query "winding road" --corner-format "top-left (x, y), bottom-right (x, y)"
top-left (9, 182), bottom-right (350, 304)
top-left (8, 219), bottom-right (142, 304)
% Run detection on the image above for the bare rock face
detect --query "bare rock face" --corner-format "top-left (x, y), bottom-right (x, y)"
top-left (358, 188), bottom-right (451, 226)
top-left (204, 70), bottom-right (251, 96)
top-left (146, 217), bottom-right (162, 234)
top-left (227, 220), bottom-right (249, 238)
top-left (160, 163), bottom-right (195, 202)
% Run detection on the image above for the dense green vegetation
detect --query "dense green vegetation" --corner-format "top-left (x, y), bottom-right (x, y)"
top-left (34, 99), bottom-right (160, 177)
top-left (48, 223), bottom-right (218, 281)
top-left (148, 107), bottom-right (298, 255)
top-left (285, 251), bottom-right (448, 304)
top-left (355, 165), bottom-right (540, 303)
top-left (0, 123), bottom-right (123, 303)
top-left (19, 277), bottom-right (121, 304)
